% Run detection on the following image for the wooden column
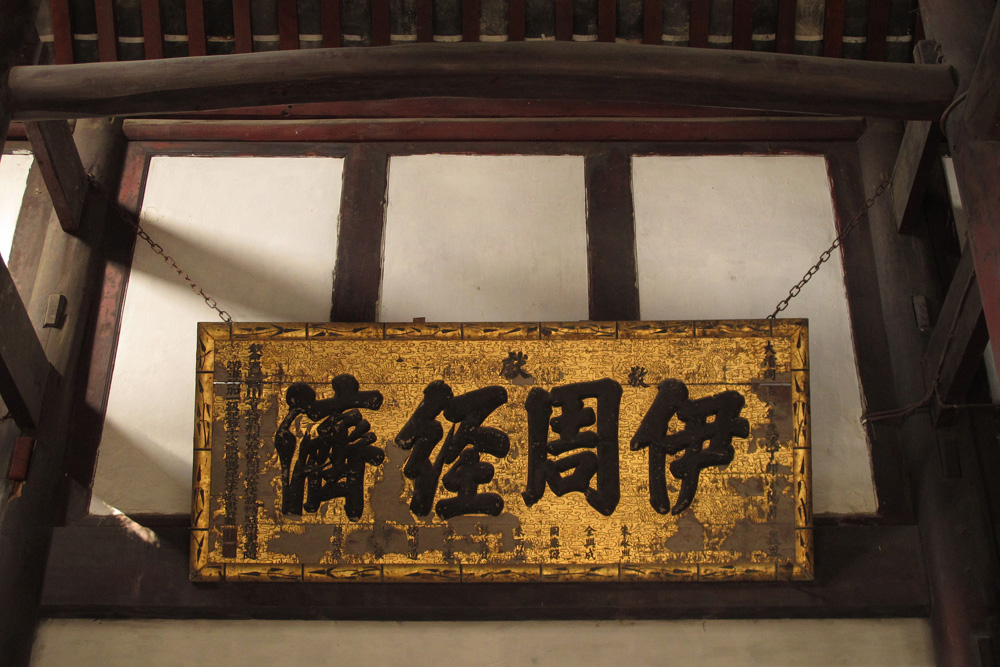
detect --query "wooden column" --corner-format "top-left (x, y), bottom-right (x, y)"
top-left (0, 118), bottom-right (126, 666)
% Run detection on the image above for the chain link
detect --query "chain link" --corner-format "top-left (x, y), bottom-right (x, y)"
top-left (767, 176), bottom-right (892, 319)
top-left (87, 175), bottom-right (233, 323)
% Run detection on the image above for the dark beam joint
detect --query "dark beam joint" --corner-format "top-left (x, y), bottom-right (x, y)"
top-left (23, 120), bottom-right (88, 233)
top-left (890, 120), bottom-right (941, 234)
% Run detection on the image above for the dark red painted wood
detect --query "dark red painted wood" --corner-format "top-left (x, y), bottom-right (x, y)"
top-left (372, 0), bottom-right (391, 45)
top-left (776, 0), bottom-right (796, 53)
top-left (416, 0), bottom-right (433, 42)
top-left (866, 0), bottom-right (889, 61)
top-left (508, 0), bottom-right (525, 40)
top-left (94, 0), bottom-right (119, 61)
top-left (462, 0), bottom-right (480, 41)
top-left (322, 0), bottom-right (342, 47)
top-left (689, 0), bottom-right (710, 48)
top-left (49, 0), bottom-right (74, 64)
top-left (232, 0), bottom-right (253, 53)
top-left (732, 0), bottom-right (753, 51)
top-left (556, 0), bottom-right (572, 40)
top-left (824, 0), bottom-right (844, 58)
top-left (598, 0), bottom-right (616, 42)
top-left (185, 0), bottom-right (207, 56)
top-left (585, 147), bottom-right (639, 320)
top-left (642, 0), bottom-right (661, 44)
top-left (121, 117), bottom-right (867, 143)
top-left (278, 0), bottom-right (299, 50)
top-left (330, 146), bottom-right (387, 322)
top-left (140, 0), bottom-right (164, 59)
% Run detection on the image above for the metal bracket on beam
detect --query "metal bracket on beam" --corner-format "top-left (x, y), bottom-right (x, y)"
top-left (23, 120), bottom-right (87, 233)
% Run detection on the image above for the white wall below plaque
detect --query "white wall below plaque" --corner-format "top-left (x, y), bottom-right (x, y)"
top-left (632, 155), bottom-right (876, 515)
top-left (92, 156), bottom-right (344, 515)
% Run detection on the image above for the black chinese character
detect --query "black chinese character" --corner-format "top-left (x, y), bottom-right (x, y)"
top-left (631, 379), bottom-right (749, 515)
top-left (395, 381), bottom-right (510, 519)
top-left (500, 351), bottom-right (531, 381)
top-left (273, 374), bottom-right (384, 521)
top-left (522, 378), bottom-right (622, 516)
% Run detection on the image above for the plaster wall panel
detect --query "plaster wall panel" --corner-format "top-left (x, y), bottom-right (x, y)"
top-left (0, 152), bottom-right (33, 262)
top-left (32, 618), bottom-right (935, 666)
top-left (92, 156), bottom-right (344, 514)
top-left (633, 155), bottom-right (875, 515)
top-left (379, 154), bottom-right (589, 322)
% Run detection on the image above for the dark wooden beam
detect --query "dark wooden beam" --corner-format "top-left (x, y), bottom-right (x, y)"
top-left (775, 0), bottom-right (795, 54)
top-left (232, 0), bottom-right (252, 53)
top-left (585, 147), bottom-right (639, 321)
top-left (0, 256), bottom-right (49, 430)
top-left (823, 0), bottom-right (844, 58)
top-left (732, 0), bottom-right (753, 51)
top-left (372, 0), bottom-right (391, 46)
top-left (865, 0), bottom-right (889, 61)
top-left (139, 0), bottom-right (164, 59)
top-left (185, 0), bottom-right (207, 56)
top-left (889, 119), bottom-right (940, 234)
top-left (49, 0), bottom-right (73, 64)
top-left (642, 0), bottom-right (661, 45)
top-left (330, 146), bottom-right (387, 322)
top-left (24, 120), bottom-right (88, 233)
top-left (41, 519), bottom-right (928, 619)
top-left (689, 0), bottom-right (709, 48)
top-left (322, 0), bottom-right (342, 47)
top-left (555, 0), bottom-right (572, 41)
top-left (6, 43), bottom-right (958, 121)
top-left (278, 0), bottom-right (300, 49)
top-left (597, 0), bottom-right (615, 42)
top-left (120, 116), bottom-right (868, 143)
top-left (462, 0), bottom-right (480, 41)
top-left (923, 245), bottom-right (988, 420)
top-left (965, 1), bottom-right (1000, 140)
top-left (94, 0), bottom-right (118, 62)
top-left (507, 0), bottom-right (525, 41)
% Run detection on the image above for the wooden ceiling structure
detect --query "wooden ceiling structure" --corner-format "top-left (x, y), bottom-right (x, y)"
top-left (2, 0), bottom-right (1000, 666)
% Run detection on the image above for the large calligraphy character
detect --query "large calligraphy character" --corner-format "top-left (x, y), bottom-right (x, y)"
top-left (522, 378), bottom-right (622, 516)
top-left (273, 374), bottom-right (384, 521)
top-left (630, 379), bottom-right (749, 515)
top-left (395, 381), bottom-right (510, 519)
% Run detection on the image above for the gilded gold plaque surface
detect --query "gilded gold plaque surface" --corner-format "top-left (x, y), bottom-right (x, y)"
top-left (191, 320), bottom-right (812, 582)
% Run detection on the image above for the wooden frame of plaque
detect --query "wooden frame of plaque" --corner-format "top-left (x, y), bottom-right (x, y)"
top-left (191, 319), bottom-right (811, 583)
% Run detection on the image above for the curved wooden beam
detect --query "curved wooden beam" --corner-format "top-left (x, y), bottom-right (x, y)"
top-left (6, 42), bottom-right (957, 121)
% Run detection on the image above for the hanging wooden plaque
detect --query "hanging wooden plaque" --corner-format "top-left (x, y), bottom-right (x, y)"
top-left (191, 320), bottom-right (812, 583)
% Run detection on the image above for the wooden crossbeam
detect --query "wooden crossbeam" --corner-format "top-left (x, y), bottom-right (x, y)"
top-left (890, 119), bottom-right (940, 233)
top-left (23, 120), bottom-right (88, 233)
top-left (5, 43), bottom-right (957, 121)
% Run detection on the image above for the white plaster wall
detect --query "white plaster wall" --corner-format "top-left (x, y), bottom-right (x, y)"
top-left (380, 154), bottom-right (589, 322)
top-left (92, 156), bottom-right (344, 514)
top-left (632, 155), bottom-right (876, 515)
top-left (0, 152), bottom-right (33, 262)
top-left (31, 618), bottom-right (935, 666)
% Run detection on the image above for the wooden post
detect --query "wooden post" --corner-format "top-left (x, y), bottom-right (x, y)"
top-left (0, 118), bottom-right (126, 666)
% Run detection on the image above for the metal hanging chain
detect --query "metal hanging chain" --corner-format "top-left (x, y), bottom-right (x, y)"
top-left (767, 176), bottom-right (893, 320)
top-left (87, 174), bottom-right (233, 323)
